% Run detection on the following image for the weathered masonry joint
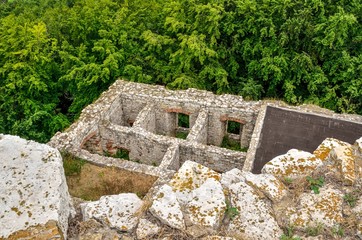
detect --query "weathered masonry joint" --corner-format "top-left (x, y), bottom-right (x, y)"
top-left (49, 79), bottom-right (362, 177)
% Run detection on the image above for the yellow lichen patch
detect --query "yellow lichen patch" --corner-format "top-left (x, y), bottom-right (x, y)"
top-left (121, 225), bottom-right (128, 231)
top-left (313, 138), bottom-right (350, 161)
top-left (5, 220), bottom-right (63, 240)
top-left (313, 144), bottom-right (332, 161)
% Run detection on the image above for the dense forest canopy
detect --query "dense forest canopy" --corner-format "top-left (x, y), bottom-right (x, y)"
top-left (0, 0), bottom-right (361, 142)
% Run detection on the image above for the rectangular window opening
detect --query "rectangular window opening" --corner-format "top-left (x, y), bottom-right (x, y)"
top-left (227, 121), bottom-right (241, 134)
top-left (176, 113), bottom-right (189, 139)
top-left (221, 121), bottom-right (247, 152)
top-left (178, 113), bottom-right (190, 128)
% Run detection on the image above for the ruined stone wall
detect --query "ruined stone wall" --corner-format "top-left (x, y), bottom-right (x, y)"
top-left (49, 79), bottom-right (260, 177)
top-left (49, 79), bottom-right (362, 178)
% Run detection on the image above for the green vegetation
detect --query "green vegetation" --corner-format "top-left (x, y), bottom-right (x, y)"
top-left (343, 191), bottom-right (359, 207)
top-left (0, 0), bottom-right (361, 142)
top-left (306, 222), bottom-right (324, 236)
top-left (227, 121), bottom-right (240, 134)
top-left (61, 152), bottom-right (87, 176)
top-left (104, 148), bottom-right (130, 160)
top-left (280, 225), bottom-right (301, 240)
top-left (221, 135), bottom-right (248, 152)
top-left (178, 113), bottom-right (190, 128)
top-left (225, 200), bottom-right (239, 219)
top-left (283, 177), bottom-right (293, 185)
top-left (332, 225), bottom-right (344, 237)
top-left (176, 131), bottom-right (188, 139)
top-left (306, 176), bottom-right (324, 194)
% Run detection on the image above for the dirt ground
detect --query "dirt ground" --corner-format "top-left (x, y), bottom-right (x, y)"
top-left (66, 163), bottom-right (158, 201)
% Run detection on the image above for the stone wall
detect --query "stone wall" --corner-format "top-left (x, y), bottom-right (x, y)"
top-left (250, 105), bottom-right (362, 173)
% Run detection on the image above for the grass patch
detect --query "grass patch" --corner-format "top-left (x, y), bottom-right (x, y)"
top-left (62, 152), bottom-right (87, 176)
top-left (65, 162), bottom-right (157, 201)
top-left (343, 191), bottom-right (359, 207)
top-left (221, 135), bottom-right (248, 152)
top-left (104, 148), bottom-right (130, 160)
top-left (176, 131), bottom-right (188, 139)
top-left (280, 225), bottom-right (301, 240)
top-left (306, 222), bottom-right (324, 236)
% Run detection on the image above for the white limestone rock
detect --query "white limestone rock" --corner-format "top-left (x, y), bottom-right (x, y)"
top-left (149, 184), bottom-right (185, 230)
top-left (0, 134), bottom-right (73, 239)
top-left (187, 178), bottom-right (226, 229)
top-left (136, 218), bottom-right (160, 239)
top-left (220, 168), bottom-right (245, 188)
top-left (81, 193), bottom-right (143, 232)
top-left (227, 181), bottom-right (282, 239)
top-left (355, 137), bottom-right (362, 156)
top-left (352, 198), bottom-right (362, 216)
top-left (328, 145), bottom-right (356, 185)
top-left (288, 185), bottom-right (344, 228)
top-left (261, 149), bottom-right (323, 178)
top-left (313, 138), bottom-right (351, 161)
top-left (243, 172), bottom-right (288, 203)
top-left (169, 160), bottom-right (221, 205)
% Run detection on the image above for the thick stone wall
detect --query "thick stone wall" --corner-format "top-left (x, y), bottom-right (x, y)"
top-left (252, 106), bottom-right (362, 173)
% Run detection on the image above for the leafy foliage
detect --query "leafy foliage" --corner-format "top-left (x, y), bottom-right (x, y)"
top-left (306, 176), bottom-right (324, 194)
top-left (0, 0), bottom-right (361, 142)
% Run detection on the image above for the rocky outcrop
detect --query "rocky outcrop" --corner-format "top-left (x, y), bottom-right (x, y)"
top-left (261, 149), bottom-right (323, 178)
top-left (227, 181), bottom-right (283, 239)
top-left (81, 193), bottom-right (143, 232)
top-left (220, 168), bottom-right (245, 187)
top-left (149, 184), bottom-right (185, 230)
top-left (355, 137), bottom-right (362, 155)
top-left (136, 218), bottom-right (160, 239)
top-left (313, 138), bottom-right (351, 161)
top-left (243, 172), bottom-right (288, 203)
top-left (169, 161), bottom-right (221, 205)
top-left (149, 161), bottom-right (226, 235)
top-left (287, 185), bottom-right (344, 228)
top-left (0, 134), bottom-right (73, 239)
top-left (328, 144), bottom-right (356, 185)
top-left (187, 178), bottom-right (226, 229)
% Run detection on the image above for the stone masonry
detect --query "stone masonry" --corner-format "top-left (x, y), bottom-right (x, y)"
top-left (49, 79), bottom-right (362, 177)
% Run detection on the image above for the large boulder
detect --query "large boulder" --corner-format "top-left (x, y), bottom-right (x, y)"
top-left (287, 185), bottom-right (344, 228)
top-left (313, 138), bottom-right (350, 161)
top-left (220, 168), bottom-right (245, 188)
top-left (169, 160), bottom-right (221, 205)
top-left (187, 178), bottom-right (226, 229)
top-left (149, 184), bottom-right (185, 230)
top-left (243, 172), bottom-right (288, 203)
top-left (261, 149), bottom-right (323, 178)
top-left (81, 193), bottom-right (143, 232)
top-left (136, 218), bottom-right (160, 239)
top-left (328, 145), bottom-right (356, 185)
top-left (0, 134), bottom-right (73, 239)
top-left (355, 137), bottom-right (362, 156)
top-left (227, 181), bottom-right (282, 239)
